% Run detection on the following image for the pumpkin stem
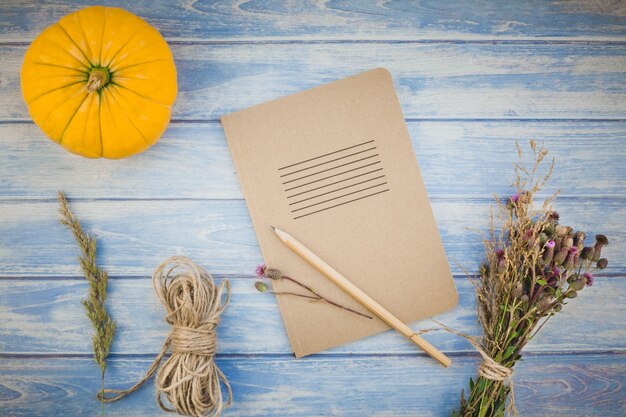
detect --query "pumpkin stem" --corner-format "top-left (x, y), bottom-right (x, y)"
top-left (87, 67), bottom-right (110, 93)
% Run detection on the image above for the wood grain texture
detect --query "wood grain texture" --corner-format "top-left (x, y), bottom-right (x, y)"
top-left (1, 121), bottom-right (625, 200)
top-left (1, 1), bottom-right (626, 416)
top-left (0, 354), bottom-right (625, 417)
top-left (3, 43), bottom-right (626, 121)
top-left (0, 198), bottom-right (622, 278)
top-left (0, 277), bottom-right (624, 356)
top-left (1, 0), bottom-right (625, 42)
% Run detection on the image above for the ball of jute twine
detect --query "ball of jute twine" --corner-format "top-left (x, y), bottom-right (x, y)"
top-left (414, 320), bottom-right (516, 415)
top-left (99, 256), bottom-right (232, 417)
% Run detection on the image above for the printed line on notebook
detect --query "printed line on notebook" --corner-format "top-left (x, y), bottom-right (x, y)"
top-left (291, 182), bottom-right (388, 213)
top-left (284, 161), bottom-right (381, 192)
top-left (280, 147), bottom-right (377, 177)
top-left (278, 140), bottom-right (375, 171)
top-left (282, 154), bottom-right (380, 184)
top-left (289, 175), bottom-right (387, 205)
top-left (293, 189), bottom-right (390, 220)
top-left (286, 169), bottom-right (384, 198)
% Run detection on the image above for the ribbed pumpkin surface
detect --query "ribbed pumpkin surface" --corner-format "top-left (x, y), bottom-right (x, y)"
top-left (21, 6), bottom-right (177, 159)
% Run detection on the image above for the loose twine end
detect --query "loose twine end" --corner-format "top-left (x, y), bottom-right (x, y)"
top-left (98, 256), bottom-right (232, 417)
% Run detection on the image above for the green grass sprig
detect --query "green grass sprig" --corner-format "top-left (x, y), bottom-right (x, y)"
top-left (58, 191), bottom-right (116, 415)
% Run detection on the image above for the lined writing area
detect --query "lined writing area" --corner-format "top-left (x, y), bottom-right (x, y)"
top-left (278, 140), bottom-right (389, 219)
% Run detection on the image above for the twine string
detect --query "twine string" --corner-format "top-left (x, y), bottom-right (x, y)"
top-left (99, 256), bottom-right (232, 417)
top-left (412, 320), bottom-right (516, 415)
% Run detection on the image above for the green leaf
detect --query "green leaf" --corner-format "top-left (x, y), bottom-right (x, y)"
top-left (503, 345), bottom-right (516, 360)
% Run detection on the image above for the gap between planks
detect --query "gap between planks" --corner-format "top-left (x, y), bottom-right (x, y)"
top-left (1, 350), bottom-right (625, 360)
top-left (2, 38), bottom-right (626, 46)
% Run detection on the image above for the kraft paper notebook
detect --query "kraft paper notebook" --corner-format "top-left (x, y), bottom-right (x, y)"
top-left (222, 68), bottom-right (458, 357)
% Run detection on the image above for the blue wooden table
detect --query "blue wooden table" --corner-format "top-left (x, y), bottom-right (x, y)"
top-left (1, 1), bottom-right (625, 416)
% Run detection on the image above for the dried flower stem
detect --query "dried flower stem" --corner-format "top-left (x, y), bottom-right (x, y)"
top-left (279, 275), bottom-right (373, 319)
top-left (255, 265), bottom-right (373, 319)
top-left (58, 191), bottom-right (116, 416)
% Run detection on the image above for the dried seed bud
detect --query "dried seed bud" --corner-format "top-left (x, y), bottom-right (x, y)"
top-left (593, 235), bottom-right (609, 261)
top-left (543, 240), bottom-right (555, 265)
top-left (595, 234), bottom-right (609, 246)
top-left (264, 268), bottom-right (283, 280)
top-left (564, 236), bottom-right (574, 249)
top-left (254, 281), bottom-right (268, 293)
top-left (536, 295), bottom-right (553, 311)
top-left (524, 229), bottom-right (536, 247)
top-left (555, 225), bottom-right (568, 237)
top-left (583, 272), bottom-right (595, 287)
top-left (568, 276), bottom-right (586, 291)
top-left (548, 211), bottom-right (560, 222)
top-left (543, 223), bottom-right (555, 236)
top-left (539, 232), bottom-right (549, 247)
top-left (553, 304), bottom-right (562, 313)
top-left (497, 259), bottom-right (506, 273)
top-left (597, 258), bottom-right (608, 269)
top-left (581, 246), bottom-right (594, 260)
top-left (554, 246), bottom-right (569, 266)
top-left (573, 231), bottom-right (586, 249)
top-left (565, 289), bottom-right (578, 299)
top-left (564, 247), bottom-right (579, 270)
top-left (511, 282), bottom-right (524, 298)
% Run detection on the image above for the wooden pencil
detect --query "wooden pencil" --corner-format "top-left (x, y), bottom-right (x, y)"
top-left (271, 226), bottom-right (451, 367)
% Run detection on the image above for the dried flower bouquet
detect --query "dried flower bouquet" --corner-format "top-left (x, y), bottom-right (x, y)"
top-left (452, 142), bottom-right (609, 417)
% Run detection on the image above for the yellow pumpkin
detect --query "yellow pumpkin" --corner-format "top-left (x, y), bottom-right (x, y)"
top-left (21, 6), bottom-right (177, 159)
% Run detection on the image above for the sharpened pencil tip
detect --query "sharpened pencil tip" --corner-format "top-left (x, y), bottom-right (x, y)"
top-left (270, 225), bottom-right (276, 231)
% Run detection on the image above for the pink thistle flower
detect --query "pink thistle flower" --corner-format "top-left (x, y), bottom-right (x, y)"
top-left (255, 264), bottom-right (267, 277)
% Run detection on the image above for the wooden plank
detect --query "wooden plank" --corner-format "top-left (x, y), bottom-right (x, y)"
top-left (1, 121), bottom-right (625, 200)
top-left (1, 0), bottom-right (625, 42)
top-left (0, 277), bottom-right (624, 355)
top-left (4, 43), bottom-right (626, 121)
top-left (0, 198), bottom-right (622, 277)
top-left (0, 353), bottom-right (624, 416)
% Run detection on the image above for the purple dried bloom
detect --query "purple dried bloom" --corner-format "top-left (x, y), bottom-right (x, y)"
top-left (546, 240), bottom-right (556, 248)
top-left (255, 264), bottom-right (266, 277)
top-left (510, 193), bottom-right (520, 203)
top-left (583, 272), bottom-right (595, 287)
